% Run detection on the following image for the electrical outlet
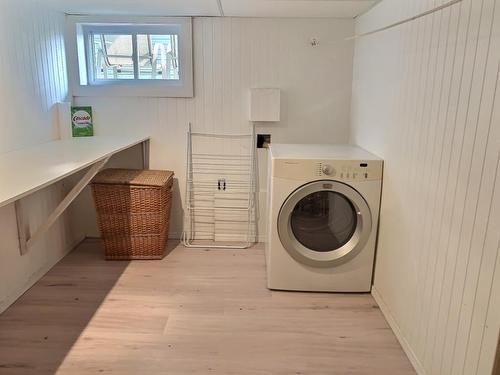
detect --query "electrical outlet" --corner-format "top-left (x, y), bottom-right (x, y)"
top-left (257, 134), bottom-right (271, 149)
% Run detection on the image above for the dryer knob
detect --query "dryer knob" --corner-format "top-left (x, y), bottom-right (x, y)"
top-left (322, 164), bottom-right (336, 176)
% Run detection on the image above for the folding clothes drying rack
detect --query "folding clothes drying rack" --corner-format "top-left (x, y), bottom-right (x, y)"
top-left (182, 123), bottom-right (257, 249)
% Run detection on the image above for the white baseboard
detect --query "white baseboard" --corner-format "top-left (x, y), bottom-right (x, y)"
top-left (371, 286), bottom-right (426, 375)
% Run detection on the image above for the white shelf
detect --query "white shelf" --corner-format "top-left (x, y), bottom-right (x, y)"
top-left (0, 134), bottom-right (149, 208)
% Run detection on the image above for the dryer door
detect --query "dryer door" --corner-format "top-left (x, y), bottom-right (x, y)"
top-left (278, 180), bottom-right (372, 267)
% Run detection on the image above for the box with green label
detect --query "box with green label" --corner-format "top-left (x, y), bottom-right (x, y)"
top-left (71, 106), bottom-right (93, 137)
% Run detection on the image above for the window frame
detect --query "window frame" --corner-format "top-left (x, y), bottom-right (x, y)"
top-left (66, 16), bottom-right (193, 98)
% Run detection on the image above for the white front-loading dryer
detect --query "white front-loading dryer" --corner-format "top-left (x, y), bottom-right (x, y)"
top-left (266, 144), bottom-right (383, 292)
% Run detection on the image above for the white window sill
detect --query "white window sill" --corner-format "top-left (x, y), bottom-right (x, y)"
top-left (72, 81), bottom-right (193, 98)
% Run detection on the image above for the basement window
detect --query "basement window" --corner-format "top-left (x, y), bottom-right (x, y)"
top-left (67, 17), bottom-right (193, 97)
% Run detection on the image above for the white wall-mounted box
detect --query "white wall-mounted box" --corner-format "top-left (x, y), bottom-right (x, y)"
top-left (250, 88), bottom-right (280, 122)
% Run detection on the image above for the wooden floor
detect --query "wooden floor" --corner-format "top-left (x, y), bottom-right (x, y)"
top-left (0, 240), bottom-right (415, 374)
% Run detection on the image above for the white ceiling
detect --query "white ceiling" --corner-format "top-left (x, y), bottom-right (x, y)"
top-left (43, 0), bottom-right (221, 17)
top-left (43, 0), bottom-right (378, 18)
top-left (221, 0), bottom-right (377, 18)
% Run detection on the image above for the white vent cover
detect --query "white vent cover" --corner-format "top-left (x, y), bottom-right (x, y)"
top-left (250, 88), bottom-right (280, 122)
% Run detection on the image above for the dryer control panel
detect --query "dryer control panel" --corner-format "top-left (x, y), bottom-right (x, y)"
top-left (273, 159), bottom-right (383, 181)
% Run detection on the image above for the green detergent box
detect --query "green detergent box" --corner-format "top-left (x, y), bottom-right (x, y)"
top-left (71, 106), bottom-right (94, 137)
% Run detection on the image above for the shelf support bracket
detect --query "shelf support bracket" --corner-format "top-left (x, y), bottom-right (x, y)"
top-left (16, 157), bottom-right (110, 254)
top-left (142, 139), bottom-right (150, 169)
top-left (15, 200), bottom-right (28, 255)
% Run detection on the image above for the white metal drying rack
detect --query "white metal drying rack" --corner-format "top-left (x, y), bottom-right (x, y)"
top-left (182, 123), bottom-right (257, 249)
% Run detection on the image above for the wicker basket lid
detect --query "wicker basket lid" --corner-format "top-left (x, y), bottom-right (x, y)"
top-left (92, 169), bottom-right (174, 188)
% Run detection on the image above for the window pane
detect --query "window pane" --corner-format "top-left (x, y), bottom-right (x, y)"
top-left (137, 34), bottom-right (179, 80)
top-left (92, 34), bottom-right (134, 80)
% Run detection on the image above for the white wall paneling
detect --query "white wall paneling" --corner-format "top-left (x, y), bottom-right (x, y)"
top-left (74, 17), bottom-right (355, 241)
top-left (0, 0), bottom-right (77, 313)
top-left (0, 0), bottom-right (69, 154)
top-left (351, 0), bottom-right (500, 374)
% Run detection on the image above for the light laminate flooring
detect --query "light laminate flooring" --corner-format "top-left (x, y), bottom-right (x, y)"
top-left (0, 240), bottom-right (415, 374)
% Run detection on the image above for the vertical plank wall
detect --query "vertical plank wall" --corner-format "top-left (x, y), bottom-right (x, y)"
top-left (0, 0), bottom-right (68, 154)
top-left (0, 0), bottom-right (82, 313)
top-left (74, 17), bottom-right (355, 240)
top-left (351, 0), bottom-right (500, 374)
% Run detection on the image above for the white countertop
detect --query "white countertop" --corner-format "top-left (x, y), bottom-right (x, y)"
top-left (269, 144), bottom-right (382, 161)
top-left (0, 135), bottom-right (149, 208)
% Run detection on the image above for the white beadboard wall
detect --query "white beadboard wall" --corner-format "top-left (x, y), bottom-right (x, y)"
top-left (0, 0), bottom-right (82, 313)
top-left (0, 0), bottom-right (68, 154)
top-left (74, 17), bottom-right (355, 240)
top-left (351, 0), bottom-right (500, 374)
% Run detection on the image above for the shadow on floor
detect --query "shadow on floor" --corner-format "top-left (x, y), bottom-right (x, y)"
top-left (0, 239), bottom-right (177, 374)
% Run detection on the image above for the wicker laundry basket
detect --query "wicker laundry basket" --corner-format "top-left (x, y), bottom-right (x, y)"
top-left (91, 168), bottom-right (174, 260)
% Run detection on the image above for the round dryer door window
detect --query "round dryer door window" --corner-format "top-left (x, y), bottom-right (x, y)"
top-left (278, 180), bottom-right (372, 267)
